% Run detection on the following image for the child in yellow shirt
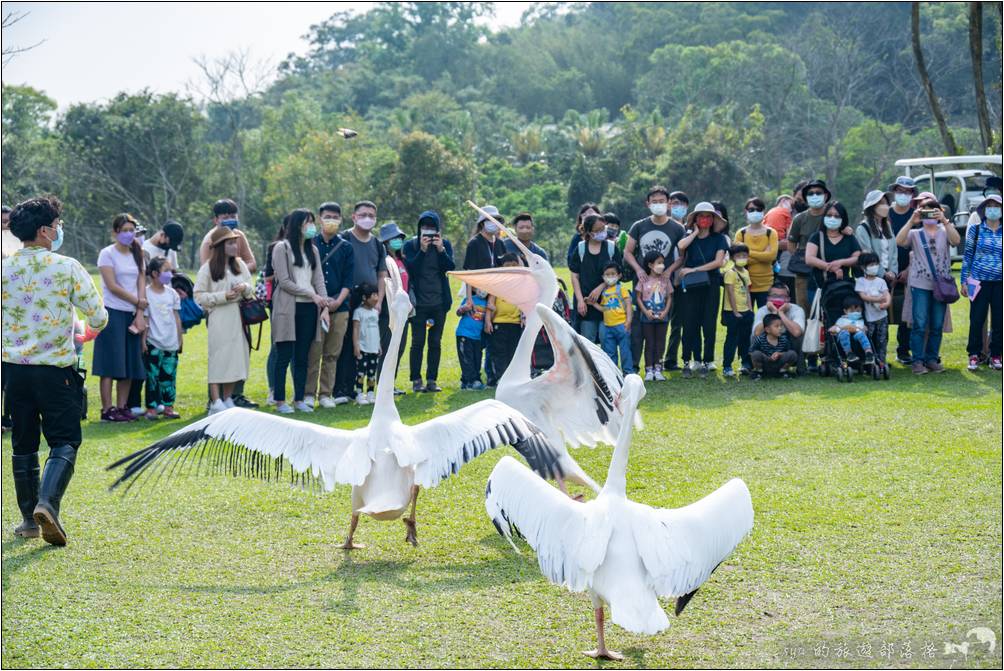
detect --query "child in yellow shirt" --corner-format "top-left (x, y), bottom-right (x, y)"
top-left (597, 261), bottom-right (634, 373)
top-left (722, 244), bottom-right (754, 377)
top-left (486, 253), bottom-right (525, 377)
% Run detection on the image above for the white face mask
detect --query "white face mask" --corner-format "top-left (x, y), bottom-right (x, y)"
top-left (603, 275), bottom-right (618, 286)
top-left (865, 264), bottom-right (880, 276)
top-left (894, 193), bottom-right (912, 208)
top-left (652, 263), bottom-right (665, 274)
top-left (649, 203), bottom-right (668, 217)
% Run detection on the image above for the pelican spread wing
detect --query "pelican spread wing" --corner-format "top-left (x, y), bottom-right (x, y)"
top-left (407, 400), bottom-right (563, 488)
top-left (106, 408), bottom-right (368, 493)
top-left (485, 456), bottom-right (613, 592)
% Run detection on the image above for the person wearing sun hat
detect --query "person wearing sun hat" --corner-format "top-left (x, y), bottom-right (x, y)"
top-left (856, 189), bottom-right (898, 283)
top-left (403, 210), bottom-right (455, 393)
top-left (193, 224), bottom-right (255, 413)
top-left (787, 180), bottom-right (832, 316)
top-left (961, 193), bottom-right (1003, 370)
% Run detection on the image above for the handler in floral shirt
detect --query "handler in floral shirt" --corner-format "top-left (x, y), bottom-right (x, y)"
top-left (2, 195), bottom-right (107, 546)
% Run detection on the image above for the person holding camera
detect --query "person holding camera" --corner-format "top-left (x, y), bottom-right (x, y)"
top-left (895, 192), bottom-right (960, 374)
top-left (3, 196), bottom-right (108, 546)
top-left (403, 211), bottom-right (455, 393)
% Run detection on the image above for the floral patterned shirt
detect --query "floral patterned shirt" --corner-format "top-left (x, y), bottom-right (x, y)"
top-left (2, 246), bottom-right (108, 367)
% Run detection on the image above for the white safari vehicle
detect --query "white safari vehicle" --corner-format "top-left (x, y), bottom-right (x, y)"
top-left (895, 155), bottom-right (1002, 259)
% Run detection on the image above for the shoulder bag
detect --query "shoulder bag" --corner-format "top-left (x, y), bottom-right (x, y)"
top-left (919, 232), bottom-right (959, 304)
top-left (679, 238), bottom-right (711, 291)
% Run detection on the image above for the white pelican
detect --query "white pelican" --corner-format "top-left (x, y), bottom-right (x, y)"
top-left (450, 205), bottom-right (640, 496)
top-left (485, 363), bottom-right (754, 660)
top-left (108, 259), bottom-right (561, 549)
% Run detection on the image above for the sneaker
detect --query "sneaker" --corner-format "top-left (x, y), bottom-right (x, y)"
top-left (303, 395), bottom-right (316, 408)
top-left (663, 362), bottom-right (680, 372)
top-left (356, 393), bottom-right (370, 405)
top-left (751, 371), bottom-right (763, 381)
top-left (470, 380), bottom-right (486, 391)
top-left (332, 395), bottom-right (350, 405)
top-left (990, 356), bottom-right (1003, 371)
top-left (847, 353), bottom-right (860, 364)
top-left (266, 389), bottom-right (276, 406)
top-left (699, 363), bottom-right (709, 379)
top-left (318, 396), bottom-right (337, 409)
top-left (144, 410), bottom-right (159, 421)
top-left (911, 361), bottom-right (928, 375)
top-left (366, 391), bottom-right (376, 403)
top-left (129, 406), bottom-right (144, 417)
top-left (653, 366), bottom-right (667, 382)
top-left (723, 366), bottom-right (735, 378)
top-left (925, 361), bottom-right (945, 373)
top-left (681, 366), bottom-right (693, 379)
top-left (101, 408), bottom-right (127, 422)
top-left (156, 404), bottom-right (165, 414)
top-left (968, 355), bottom-right (981, 371)
top-left (739, 366), bottom-right (751, 376)
top-left (864, 352), bottom-right (875, 367)
top-left (294, 401), bottom-right (314, 413)
top-left (209, 399), bottom-right (228, 415)
top-left (895, 354), bottom-right (913, 365)
top-left (460, 382), bottom-right (471, 390)
top-left (394, 388), bottom-right (406, 396)
top-left (425, 381), bottom-right (442, 393)
top-left (232, 395), bottom-right (258, 409)
top-left (162, 409), bottom-right (181, 419)
top-left (223, 397), bottom-right (236, 409)
top-left (275, 402), bottom-right (294, 414)
top-left (412, 379), bottom-right (425, 393)
top-left (118, 407), bottom-right (138, 421)
top-left (706, 361), bottom-right (717, 371)
top-left (644, 367), bottom-right (655, 381)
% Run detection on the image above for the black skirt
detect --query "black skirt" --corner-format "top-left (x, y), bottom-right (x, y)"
top-left (91, 308), bottom-right (145, 380)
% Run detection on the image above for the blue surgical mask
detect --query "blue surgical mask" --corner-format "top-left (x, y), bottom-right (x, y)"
top-left (592, 230), bottom-right (608, 242)
top-left (823, 216), bottom-right (842, 230)
top-left (894, 193), bottom-right (912, 208)
top-left (746, 211), bottom-right (764, 224)
top-left (985, 206), bottom-right (1002, 221)
top-left (221, 219), bottom-right (239, 230)
top-left (807, 194), bottom-right (826, 209)
top-left (48, 224), bottom-right (64, 252)
top-left (846, 311), bottom-right (861, 321)
top-left (303, 223), bottom-right (317, 239)
top-left (670, 205), bottom-right (688, 220)
top-left (483, 221), bottom-right (499, 234)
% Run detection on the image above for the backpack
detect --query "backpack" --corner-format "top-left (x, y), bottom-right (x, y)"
top-left (577, 239), bottom-right (616, 262)
top-left (171, 272), bottom-right (204, 331)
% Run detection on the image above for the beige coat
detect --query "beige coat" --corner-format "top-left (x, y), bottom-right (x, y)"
top-left (271, 240), bottom-right (327, 343)
top-left (194, 259), bottom-right (254, 384)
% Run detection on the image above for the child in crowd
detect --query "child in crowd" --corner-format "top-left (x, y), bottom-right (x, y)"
top-left (830, 294), bottom-right (875, 365)
top-left (456, 287), bottom-right (489, 390)
top-left (603, 212), bottom-right (629, 253)
top-left (597, 261), bottom-right (634, 374)
top-left (721, 243), bottom-right (754, 377)
top-left (749, 313), bottom-right (798, 379)
top-left (141, 257), bottom-right (183, 419)
top-left (635, 251), bottom-right (672, 380)
top-left (485, 253), bottom-right (525, 377)
top-left (352, 283), bottom-right (382, 405)
top-left (854, 252), bottom-right (891, 367)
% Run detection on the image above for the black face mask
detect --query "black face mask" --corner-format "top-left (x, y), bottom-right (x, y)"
top-left (793, 201), bottom-right (808, 214)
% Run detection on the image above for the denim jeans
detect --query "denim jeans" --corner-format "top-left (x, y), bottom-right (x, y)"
top-left (600, 322), bottom-right (634, 373)
top-left (836, 329), bottom-right (872, 356)
top-left (909, 287), bottom-right (947, 364)
top-left (579, 318), bottom-right (601, 344)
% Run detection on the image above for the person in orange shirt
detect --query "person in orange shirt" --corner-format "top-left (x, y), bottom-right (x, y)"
top-left (764, 194), bottom-right (795, 298)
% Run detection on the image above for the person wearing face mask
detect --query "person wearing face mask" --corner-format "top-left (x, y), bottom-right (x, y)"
top-left (624, 186), bottom-right (687, 369)
top-left (828, 295), bottom-right (875, 366)
top-left (92, 213), bottom-right (148, 422)
top-left (570, 214), bottom-right (622, 344)
top-left (377, 221), bottom-right (410, 391)
top-left (332, 200), bottom-right (389, 403)
top-left (635, 251), bottom-right (673, 380)
top-left (463, 205), bottom-right (509, 385)
top-left (765, 194), bottom-right (796, 299)
top-left (504, 212), bottom-right (549, 262)
top-left (721, 244), bottom-right (754, 377)
top-left (3, 195), bottom-right (108, 545)
top-left (565, 202), bottom-right (602, 267)
top-left (140, 257), bottom-right (183, 420)
top-left (302, 202), bottom-right (354, 408)
top-left (142, 221), bottom-right (184, 269)
top-left (734, 197), bottom-right (778, 308)
top-left (787, 180), bottom-right (833, 315)
top-left (856, 191), bottom-right (898, 287)
top-left (194, 226), bottom-right (255, 413)
top-left (752, 282), bottom-right (806, 344)
top-left (894, 192), bottom-right (960, 374)
top-left (966, 176), bottom-right (1002, 237)
top-left (198, 199), bottom-right (258, 409)
top-left (960, 194), bottom-right (1003, 371)
top-left (886, 176), bottom-right (918, 364)
top-left (854, 252), bottom-right (892, 372)
top-left (403, 210), bottom-right (455, 393)
top-left (805, 201), bottom-right (862, 292)
top-left (270, 209), bottom-right (330, 414)
top-left (676, 202), bottom-right (729, 378)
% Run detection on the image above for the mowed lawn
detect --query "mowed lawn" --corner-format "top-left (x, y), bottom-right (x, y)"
top-left (2, 272), bottom-right (1001, 668)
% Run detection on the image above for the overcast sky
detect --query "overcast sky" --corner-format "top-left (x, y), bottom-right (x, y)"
top-left (2, 2), bottom-right (532, 107)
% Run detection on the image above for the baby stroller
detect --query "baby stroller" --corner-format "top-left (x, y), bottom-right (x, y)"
top-left (816, 280), bottom-right (890, 382)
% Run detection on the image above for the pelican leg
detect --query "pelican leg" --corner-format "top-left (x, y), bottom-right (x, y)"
top-left (584, 606), bottom-right (623, 662)
top-left (403, 485), bottom-right (419, 547)
top-left (341, 513), bottom-right (366, 550)
top-left (556, 476), bottom-right (585, 502)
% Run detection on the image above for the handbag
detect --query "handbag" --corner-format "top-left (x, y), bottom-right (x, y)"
top-left (788, 248), bottom-right (812, 275)
top-left (679, 239), bottom-right (712, 291)
top-left (802, 289), bottom-right (822, 353)
top-left (919, 233), bottom-right (960, 304)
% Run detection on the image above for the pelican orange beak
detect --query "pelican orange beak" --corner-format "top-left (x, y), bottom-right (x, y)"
top-left (450, 267), bottom-right (538, 314)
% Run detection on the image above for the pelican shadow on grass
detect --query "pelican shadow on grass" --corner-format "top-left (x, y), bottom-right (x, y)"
top-left (107, 259), bottom-right (562, 549)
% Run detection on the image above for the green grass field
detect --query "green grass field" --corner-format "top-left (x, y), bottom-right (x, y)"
top-left (2, 275), bottom-right (1001, 668)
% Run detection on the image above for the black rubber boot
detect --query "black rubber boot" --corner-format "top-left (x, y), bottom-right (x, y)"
top-left (33, 445), bottom-right (77, 547)
top-left (12, 452), bottom-right (40, 538)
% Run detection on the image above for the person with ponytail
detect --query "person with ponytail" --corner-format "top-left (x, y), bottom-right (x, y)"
top-left (92, 213), bottom-right (147, 422)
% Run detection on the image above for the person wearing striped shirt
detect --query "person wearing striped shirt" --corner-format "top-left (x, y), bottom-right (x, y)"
top-left (749, 313), bottom-right (798, 379)
top-left (2, 195), bottom-right (108, 546)
top-left (961, 194), bottom-right (1003, 371)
